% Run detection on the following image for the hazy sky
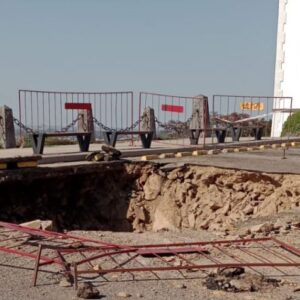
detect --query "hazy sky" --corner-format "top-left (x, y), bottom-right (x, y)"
top-left (0, 0), bottom-right (279, 113)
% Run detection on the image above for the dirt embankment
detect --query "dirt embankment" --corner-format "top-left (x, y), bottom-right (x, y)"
top-left (128, 164), bottom-right (300, 233)
top-left (0, 162), bottom-right (300, 233)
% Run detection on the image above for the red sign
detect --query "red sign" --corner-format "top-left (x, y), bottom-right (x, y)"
top-left (65, 102), bottom-right (92, 110)
top-left (161, 104), bottom-right (184, 113)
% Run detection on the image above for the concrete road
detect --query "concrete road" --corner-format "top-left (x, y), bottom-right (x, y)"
top-left (148, 147), bottom-right (300, 174)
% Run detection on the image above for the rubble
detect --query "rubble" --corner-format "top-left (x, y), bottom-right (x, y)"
top-left (126, 165), bottom-right (300, 234)
top-left (204, 268), bottom-right (280, 293)
top-left (86, 145), bottom-right (122, 162)
top-left (20, 219), bottom-right (53, 231)
top-left (2, 163), bottom-right (300, 236)
top-left (117, 291), bottom-right (131, 298)
top-left (77, 282), bottom-right (100, 299)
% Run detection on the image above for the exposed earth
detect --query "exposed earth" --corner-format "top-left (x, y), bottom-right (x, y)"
top-left (1, 159), bottom-right (300, 300)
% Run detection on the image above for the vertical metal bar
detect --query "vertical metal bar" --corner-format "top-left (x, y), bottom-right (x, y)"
top-left (36, 92), bottom-right (39, 131)
top-left (32, 244), bottom-right (42, 287)
top-left (48, 93), bottom-right (50, 131)
top-left (54, 93), bottom-right (57, 131)
top-left (226, 96), bottom-right (229, 117)
top-left (105, 93), bottom-right (107, 127)
top-left (18, 90), bottom-right (22, 137)
top-left (42, 92), bottom-right (45, 132)
top-left (212, 95), bottom-right (215, 144)
top-left (121, 93), bottom-right (123, 129)
top-left (171, 96), bottom-right (174, 125)
top-left (138, 92), bottom-right (141, 131)
top-left (126, 93), bottom-right (129, 131)
top-left (73, 263), bottom-right (78, 290)
top-left (65, 93), bottom-right (68, 128)
top-left (110, 94), bottom-right (113, 129)
top-left (130, 92), bottom-right (133, 134)
top-left (115, 93), bottom-right (118, 129)
top-left (60, 93), bottom-right (63, 131)
top-left (30, 91), bottom-right (33, 131)
top-left (24, 91), bottom-right (27, 131)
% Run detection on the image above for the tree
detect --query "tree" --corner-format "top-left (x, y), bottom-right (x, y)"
top-left (281, 112), bottom-right (300, 137)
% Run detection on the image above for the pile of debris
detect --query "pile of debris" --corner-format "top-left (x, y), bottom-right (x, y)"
top-left (126, 165), bottom-right (300, 233)
top-left (86, 145), bottom-right (122, 162)
top-left (204, 267), bottom-right (280, 292)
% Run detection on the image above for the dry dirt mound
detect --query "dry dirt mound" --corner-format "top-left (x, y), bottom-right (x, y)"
top-left (127, 164), bottom-right (300, 233)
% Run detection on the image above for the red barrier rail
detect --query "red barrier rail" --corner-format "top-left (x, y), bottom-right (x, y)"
top-left (1, 221), bottom-right (300, 289)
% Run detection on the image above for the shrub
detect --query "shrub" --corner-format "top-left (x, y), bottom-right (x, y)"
top-left (281, 112), bottom-right (300, 137)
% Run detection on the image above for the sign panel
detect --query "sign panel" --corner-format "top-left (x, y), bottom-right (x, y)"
top-left (65, 103), bottom-right (92, 110)
top-left (161, 104), bottom-right (184, 113)
top-left (240, 102), bottom-right (264, 111)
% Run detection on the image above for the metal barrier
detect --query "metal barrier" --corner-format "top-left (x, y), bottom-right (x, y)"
top-left (212, 95), bottom-right (293, 140)
top-left (139, 92), bottom-right (209, 145)
top-left (18, 90), bottom-right (134, 138)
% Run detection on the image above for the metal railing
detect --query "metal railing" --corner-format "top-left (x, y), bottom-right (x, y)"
top-left (18, 90), bottom-right (134, 138)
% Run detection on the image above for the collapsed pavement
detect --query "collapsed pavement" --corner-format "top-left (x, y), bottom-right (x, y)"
top-left (1, 161), bottom-right (300, 236)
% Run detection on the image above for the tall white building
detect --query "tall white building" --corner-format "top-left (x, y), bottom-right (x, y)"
top-left (272, 0), bottom-right (300, 137)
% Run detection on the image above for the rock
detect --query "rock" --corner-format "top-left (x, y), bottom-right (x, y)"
top-left (243, 205), bottom-right (254, 215)
top-left (41, 220), bottom-right (53, 231)
top-left (136, 293), bottom-right (143, 298)
top-left (59, 277), bottom-right (72, 287)
top-left (77, 282), bottom-right (100, 299)
top-left (117, 291), bottom-right (131, 298)
top-left (85, 151), bottom-right (104, 162)
top-left (199, 219), bottom-right (210, 230)
top-left (218, 267), bottom-right (245, 277)
top-left (20, 219), bottom-right (53, 231)
top-left (273, 219), bottom-right (285, 230)
top-left (291, 221), bottom-right (300, 228)
top-left (210, 201), bottom-right (223, 211)
top-left (188, 213), bottom-right (196, 228)
top-left (229, 278), bottom-right (253, 292)
top-left (173, 283), bottom-right (187, 289)
top-left (143, 174), bottom-right (163, 200)
top-left (238, 228), bottom-right (250, 238)
top-left (92, 264), bottom-right (102, 271)
top-left (152, 196), bottom-right (181, 232)
top-left (250, 223), bottom-right (273, 234)
top-left (135, 206), bottom-right (146, 222)
top-left (293, 286), bottom-right (300, 292)
top-left (101, 145), bottom-right (122, 157)
top-left (167, 171), bottom-right (178, 180)
top-left (20, 219), bottom-right (41, 229)
top-left (70, 241), bottom-right (84, 249)
top-left (220, 202), bottom-right (231, 215)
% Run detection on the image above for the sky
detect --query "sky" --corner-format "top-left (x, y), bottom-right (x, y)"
top-left (0, 0), bottom-right (279, 115)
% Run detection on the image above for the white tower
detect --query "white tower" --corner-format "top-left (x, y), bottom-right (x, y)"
top-left (272, 0), bottom-right (300, 137)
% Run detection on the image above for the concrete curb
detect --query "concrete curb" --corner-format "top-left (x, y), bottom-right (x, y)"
top-left (138, 140), bottom-right (299, 161)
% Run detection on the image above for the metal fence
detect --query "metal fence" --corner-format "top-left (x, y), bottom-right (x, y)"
top-left (18, 90), bottom-right (134, 138)
top-left (212, 95), bottom-right (293, 139)
top-left (139, 92), bottom-right (209, 145)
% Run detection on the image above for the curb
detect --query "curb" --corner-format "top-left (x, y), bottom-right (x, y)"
top-left (139, 140), bottom-right (300, 161)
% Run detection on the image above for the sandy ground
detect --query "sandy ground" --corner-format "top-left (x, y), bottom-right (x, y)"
top-left (1, 224), bottom-right (300, 300)
top-left (1, 148), bottom-right (300, 299)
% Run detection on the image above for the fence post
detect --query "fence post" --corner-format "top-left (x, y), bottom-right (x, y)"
top-left (189, 95), bottom-right (209, 130)
top-left (0, 105), bottom-right (16, 149)
top-left (78, 109), bottom-right (95, 142)
top-left (141, 107), bottom-right (156, 139)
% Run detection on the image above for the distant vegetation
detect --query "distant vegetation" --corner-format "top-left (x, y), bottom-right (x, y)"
top-left (281, 112), bottom-right (300, 137)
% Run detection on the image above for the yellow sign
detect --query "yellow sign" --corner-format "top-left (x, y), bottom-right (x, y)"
top-left (240, 102), bottom-right (264, 111)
